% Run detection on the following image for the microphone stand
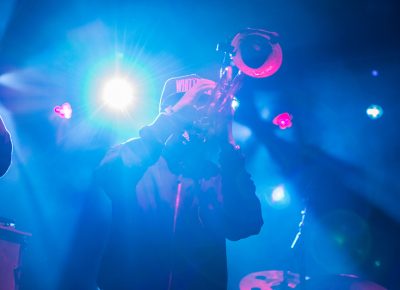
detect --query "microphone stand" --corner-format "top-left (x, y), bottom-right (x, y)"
top-left (291, 205), bottom-right (307, 290)
top-left (291, 207), bottom-right (306, 250)
top-left (270, 203), bottom-right (308, 290)
top-left (281, 201), bottom-right (308, 290)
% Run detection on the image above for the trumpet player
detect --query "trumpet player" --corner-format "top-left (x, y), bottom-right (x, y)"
top-left (95, 74), bottom-right (263, 290)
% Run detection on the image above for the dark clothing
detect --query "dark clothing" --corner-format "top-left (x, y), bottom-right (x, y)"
top-left (96, 113), bottom-right (263, 290)
top-left (0, 116), bottom-right (12, 177)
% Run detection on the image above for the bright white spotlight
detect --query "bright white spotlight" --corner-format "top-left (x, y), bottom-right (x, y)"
top-left (102, 77), bottom-right (134, 111)
top-left (272, 185), bottom-right (286, 202)
top-left (366, 104), bottom-right (383, 119)
top-left (267, 185), bottom-right (291, 209)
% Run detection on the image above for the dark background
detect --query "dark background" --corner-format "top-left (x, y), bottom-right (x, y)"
top-left (0, 0), bottom-right (399, 289)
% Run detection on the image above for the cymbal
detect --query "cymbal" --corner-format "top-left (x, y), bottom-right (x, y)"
top-left (239, 270), bottom-right (300, 290)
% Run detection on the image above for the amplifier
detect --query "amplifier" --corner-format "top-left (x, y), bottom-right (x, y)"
top-left (0, 223), bottom-right (31, 290)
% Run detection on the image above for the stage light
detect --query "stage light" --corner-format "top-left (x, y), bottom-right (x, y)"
top-left (266, 185), bottom-right (291, 209)
top-left (366, 104), bottom-right (383, 119)
top-left (231, 97), bottom-right (240, 111)
top-left (102, 77), bottom-right (134, 111)
top-left (273, 112), bottom-right (293, 129)
top-left (54, 102), bottom-right (72, 119)
top-left (371, 70), bottom-right (379, 77)
top-left (271, 185), bottom-right (286, 202)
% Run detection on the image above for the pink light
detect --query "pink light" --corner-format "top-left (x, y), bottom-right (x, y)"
top-left (54, 102), bottom-right (72, 119)
top-left (273, 112), bottom-right (292, 129)
top-left (240, 270), bottom-right (300, 290)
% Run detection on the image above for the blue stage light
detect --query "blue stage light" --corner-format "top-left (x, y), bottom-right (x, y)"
top-left (267, 185), bottom-right (291, 209)
top-left (366, 104), bottom-right (383, 119)
top-left (272, 185), bottom-right (285, 202)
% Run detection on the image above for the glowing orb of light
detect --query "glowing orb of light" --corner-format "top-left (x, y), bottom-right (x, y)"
top-left (366, 104), bottom-right (383, 119)
top-left (231, 97), bottom-right (240, 111)
top-left (267, 185), bottom-right (291, 209)
top-left (54, 102), bottom-right (72, 119)
top-left (272, 185), bottom-right (286, 202)
top-left (273, 112), bottom-right (293, 129)
top-left (102, 77), bottom-right (134, 111)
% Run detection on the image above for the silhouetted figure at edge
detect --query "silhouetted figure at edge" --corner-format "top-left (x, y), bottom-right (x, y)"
top-left (0, 115), bottom-right (12, 177)
top-left (95, 75), bottom-right (263, 290)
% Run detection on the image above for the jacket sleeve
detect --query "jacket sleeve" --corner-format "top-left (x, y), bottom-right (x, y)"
top-left (95, 113), bottom-right (181, 200)
top-left (0, 117), bottom-right (12, 177)
top-left (219, 144), bottom-right (264, 241)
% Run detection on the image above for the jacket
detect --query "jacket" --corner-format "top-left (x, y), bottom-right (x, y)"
top-left (96, 113), bottom-right (263, 290)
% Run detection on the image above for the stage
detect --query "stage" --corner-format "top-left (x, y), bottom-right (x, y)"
top-left (0, 0), bottom-right (399, 289)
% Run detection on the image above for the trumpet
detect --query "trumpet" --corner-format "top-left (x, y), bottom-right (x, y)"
top-left (214, 28), bottom-right (283, 110)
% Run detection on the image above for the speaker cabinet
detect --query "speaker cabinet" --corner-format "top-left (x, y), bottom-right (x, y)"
top-left (0, 224), bottom-right (30, 290)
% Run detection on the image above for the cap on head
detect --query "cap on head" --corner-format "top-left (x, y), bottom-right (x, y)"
top-left (159, 74), bottom-right (201, 112)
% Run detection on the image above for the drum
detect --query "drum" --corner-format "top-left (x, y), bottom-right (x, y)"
top-left (239, 270), bottom-right (300, 290)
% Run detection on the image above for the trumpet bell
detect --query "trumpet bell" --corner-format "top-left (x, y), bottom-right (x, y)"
top-left (231, 28), bottom-right (283, 78)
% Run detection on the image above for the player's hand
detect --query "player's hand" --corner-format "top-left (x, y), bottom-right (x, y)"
top-left (165, 79), bottom-right (216, 128)
top-left (171, 79), bottom-right (216, 113)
